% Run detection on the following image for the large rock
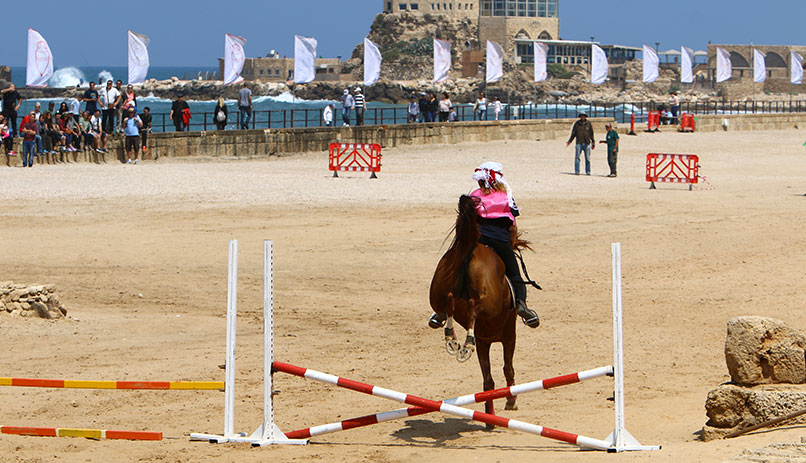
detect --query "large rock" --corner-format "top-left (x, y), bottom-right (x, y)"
top-left (1, 281), bottom-right (67, 320)
top-left (725, 316), bottom-right (806, 386)
top-left (703, 383), bottom-right (806, 441)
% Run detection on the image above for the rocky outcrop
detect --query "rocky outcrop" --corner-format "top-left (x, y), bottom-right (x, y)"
top-left (725, 316), bottom-right (806, 386)
top-left (703, 384), bottom-right (806, 441)
top-left (702, 317), bottom-right (806, 441)
top-left (1, 281), bottom-right (67, 319)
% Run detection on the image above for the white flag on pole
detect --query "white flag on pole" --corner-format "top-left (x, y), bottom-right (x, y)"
top-left (363, 38), bottom-right (381, 86)
top-left (681, 46), bottom-right (695, 84)
top-left (792, 51), bottom-right (804, 85)
top-left (534, 42), bottom-right (548, 82)
top-left (642, 45), bottom-right (659, 83)
top-left (716, 47), bottom-right (732, 83)
top-left (223, 33), bottom-right (247, 85)
top-left (486, 40), bottom-right (504, 83)
top-left (128, 30), bottom-right (150, 85)
top-left (294, 35), bottom-right (317, 84)
top-left (591, 44), bottom-right (608, 84)
top-left (434, 38), bottom-right (451, 83)
top-left (26, 28), bottom-right (53, 87)
top-left (753, 49), bottom-right (766, 83)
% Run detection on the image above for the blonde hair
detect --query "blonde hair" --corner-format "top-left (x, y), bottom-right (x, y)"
top-left (218, 97), bottom-right (226, 107)
top-left (478, 180), bottom-right (507, 195)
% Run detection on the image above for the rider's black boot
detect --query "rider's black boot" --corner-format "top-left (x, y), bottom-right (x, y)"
top-left (428, 312), bottom-right (447, 329)
top-left (516, 300), bottom-right (540, 328)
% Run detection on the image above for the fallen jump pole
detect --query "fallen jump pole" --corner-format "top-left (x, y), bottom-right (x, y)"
top-left (0, 378), bottom-right (223, 391)
top-left (284, 366), bottom-right (613, 440)
top-left (273, 361), bottom-right (614, 451)
top-left (1, 425), bottom-right (162, 441)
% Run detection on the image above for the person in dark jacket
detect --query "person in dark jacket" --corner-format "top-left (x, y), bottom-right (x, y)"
top-left (170, 96), bottom-right (189, 132)
top-left (565, 113), bottom-right (595, 175)
top-left (214, 98), bottom-right (228, 130)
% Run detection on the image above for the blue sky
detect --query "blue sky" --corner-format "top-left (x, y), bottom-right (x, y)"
top-left (1, 1), bottom-right (804, 67)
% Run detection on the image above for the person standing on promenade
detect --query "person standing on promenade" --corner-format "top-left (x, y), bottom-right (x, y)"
top-left (122, 107), bottom-right (143, 164)
top-left (599, 123), bottom-right (619, 177)
top-left (425, 92), bottom-right (438, 122)
top-left (438, 93), bottom-right (452, 122)
top-left (340, 89), bottom-right (354, 126)
top-left (214, 98), bottom-right (228, 130)
top-left (83, 81), bottom-right (100, 117)
top-left (670, 92), bottom-right (680, 125)
top-left (20, 111), bottom-right (38, 167)
top-left (170, 95), bottom-right (189, 132)
top-left (492, 96), bottom-right (503, 121)
top-left (99, 80), bottom-right (120, 134)
top-left (238, 85), bottom-right (252, 130)
top-left (1, 83), bottom-right (21, 138)
top-left (353, 87), bottom-right (366, 126)
top-left (140, 107), bottom-right (152, 155)
top-left (323, 104), bottom-right (334, 127)
top-left (407, 96), bottom-right (420, 123)
top-left (114, 80), bottom-right (125, 133)
top-left (566, 112), bottom-right (595, 175)
top-left (475, 92), bottom-right (487, 121)
top-left (0, 115), bottom-right (14, 156)
top-left (417, 92), bottom-right (428, 122)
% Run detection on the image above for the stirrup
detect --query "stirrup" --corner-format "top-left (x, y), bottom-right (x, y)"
top-left (516, 301), bottom-right (540, 329)
top-left (428, 312), bottom-right (446, 329)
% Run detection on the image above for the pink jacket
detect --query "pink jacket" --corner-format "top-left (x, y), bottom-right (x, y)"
top-left (470, 189), bottom-right (516, 224)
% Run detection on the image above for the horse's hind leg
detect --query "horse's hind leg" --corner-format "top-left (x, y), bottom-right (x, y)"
top-left (502, 328), bottom-right (518, 411)
top-left (456, 299), bottom-right (477, 363)
top-left (444, 293), bottom-right (461, 356)
top-left (476, 338), bottom-right (496, 431)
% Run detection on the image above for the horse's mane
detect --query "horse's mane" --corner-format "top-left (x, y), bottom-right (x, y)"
top-left (442, 195), bottom-right (481, 297)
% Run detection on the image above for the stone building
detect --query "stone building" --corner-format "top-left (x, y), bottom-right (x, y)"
top-left (381, 0), bottom-right (560, 60)
top-left (218, 56), bottom-right (341, 83)
top-left (707, 44), bottom-right (806, 94)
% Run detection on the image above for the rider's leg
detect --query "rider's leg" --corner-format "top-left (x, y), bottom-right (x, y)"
top-left (479, 236), bottom-right (540, 328)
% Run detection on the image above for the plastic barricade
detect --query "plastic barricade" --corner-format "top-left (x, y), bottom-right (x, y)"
top-left (647, 111), bottom-right (661, 132)
top-left (645, 153), bottom-right (699, 190)
top-left (328, 143), bottom-right (382, 179)
top-left (679, 113), bottom-right (695, 133)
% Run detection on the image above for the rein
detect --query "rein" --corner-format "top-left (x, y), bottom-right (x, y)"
top-left (513, 249), bottom-right (542, 291)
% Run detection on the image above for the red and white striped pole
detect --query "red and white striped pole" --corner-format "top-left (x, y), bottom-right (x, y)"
top-left (273, 362), bottom-right (613, 451)
top-left (284, 366), bottom-right (612, 440)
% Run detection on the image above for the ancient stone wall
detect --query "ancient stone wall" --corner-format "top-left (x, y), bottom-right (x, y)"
top-left (1, 282), bottom-right (67, 319)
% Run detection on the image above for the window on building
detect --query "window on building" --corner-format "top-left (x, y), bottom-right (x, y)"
top-left (386, 1), bottom-right (392, 12)
top-left (546, 0), bottom-right (557, 17)
top-left (410, 3), bottom-right (418, 9)
top-left (399, 3), bottom-right (407, 9)
top-left (481, 0), bottom-right (491, 15)
top-left (259, 69), bottom-right (264, 75)
top-left (517, 42), bottom-right (534, 64)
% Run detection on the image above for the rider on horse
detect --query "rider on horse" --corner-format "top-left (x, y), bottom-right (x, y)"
top-left (429, 161), bottom-right (540, 329)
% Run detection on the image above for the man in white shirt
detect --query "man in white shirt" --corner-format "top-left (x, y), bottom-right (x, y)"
top-left (99, 80), bottom-right (120, 134)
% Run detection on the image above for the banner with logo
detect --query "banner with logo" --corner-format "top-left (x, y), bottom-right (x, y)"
top-left (224, 33), bottom-right (247, 85)
top-left (792, 51), bottom-right (804, 85)
top-left (434, 38), bottom-right (451, 83)
top-left (534, 42), bottom-right (548, 82)
top-left (716, 47), bottom-right (732, 83)
top-left (591, 44), bottom-right (608, 84)
top-left (294, 35), bottom-right (317, 84)
top-left (128, 31), bottom-right (150, 85)
top-left (753, 49), bottom-right (766, 83)
top-left (26, 28), bottom-right (53, 87)
top-left (486, 41), bottom-right (504, 83)
top-left (642, 45), bottom-right (659, 83)
top-left (681, 47), bottom-right (695, 84)
top-left (364, 38), bottom-right (381, 86)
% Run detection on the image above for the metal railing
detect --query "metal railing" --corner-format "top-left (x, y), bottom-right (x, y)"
top-left (148, 100), bottom-right (806, 133)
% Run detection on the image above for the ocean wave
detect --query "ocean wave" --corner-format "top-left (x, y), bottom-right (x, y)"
top-left (49, 67), bottom-right (88, 88)
top-left (255, 92), bottom-right (336, 105)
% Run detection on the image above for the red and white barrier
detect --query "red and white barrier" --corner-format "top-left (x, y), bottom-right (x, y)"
top-left (646, 153), bottom-right (700, 190)
top-left (1, 425), bottom-right (161, 441)
top-left (284, 366), bottom-right (613, 440)
top-left (328, 143), bottom-right (382, 178)
top-left (679, 113), bottom-right (696, 132)
top-left (273, 361), bottom-right (613, 451)
top-left (647, 111), bottom-right (661, 132)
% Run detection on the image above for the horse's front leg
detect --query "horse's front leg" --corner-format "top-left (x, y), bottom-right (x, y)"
top-left (456, 298), bottom-right (478, 363)
top-left (476, 338), bottom-right (496, 430)
top-left (502, 321), bottom-right (518, 411)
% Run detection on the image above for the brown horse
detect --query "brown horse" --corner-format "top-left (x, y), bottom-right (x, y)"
top-left (429, 194), bottom-right (529, 422)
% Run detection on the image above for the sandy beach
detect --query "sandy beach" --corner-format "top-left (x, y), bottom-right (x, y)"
top-left (2, 127), bottom-right (806, 463)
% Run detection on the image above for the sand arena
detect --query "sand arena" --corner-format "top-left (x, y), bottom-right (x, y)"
top-left (1, 128), bottom-right (806, 462)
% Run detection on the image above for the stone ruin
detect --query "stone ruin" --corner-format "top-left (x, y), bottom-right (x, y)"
top-left (0, 281), bottom-right (68, 319)
top-left (703, 316), bottom-right (806, 440)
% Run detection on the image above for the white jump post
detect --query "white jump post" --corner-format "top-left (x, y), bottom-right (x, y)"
top-left (189, 240), bottom-right (307, 446)
top-left (605, 242), bottom-right (660, 452)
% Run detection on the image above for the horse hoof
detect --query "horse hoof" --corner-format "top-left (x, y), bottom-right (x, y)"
top-left (504, 402), bottom-right (519, 411)
top-left (456, 346), bottom-right (474, 363)
top-left (446, 339), bottom-right (461, 356)
top-left (485, 423), bottom-right (496, 431)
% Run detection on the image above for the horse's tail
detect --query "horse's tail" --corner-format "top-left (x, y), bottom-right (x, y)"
top-left (443, 195), bottom-right (481, 297)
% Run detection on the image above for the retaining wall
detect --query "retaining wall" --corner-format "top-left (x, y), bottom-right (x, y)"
top-left (3, 113), bottom-right (805, 166)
